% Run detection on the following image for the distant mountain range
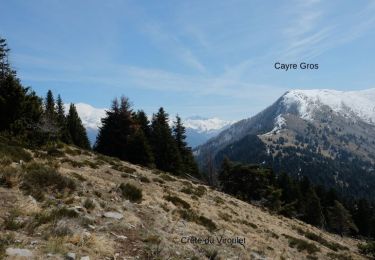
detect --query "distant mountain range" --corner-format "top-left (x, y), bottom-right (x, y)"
top-left (195, 88), bottom-right (375, 200)
top-left (69, 104), bottom-right (232, 148)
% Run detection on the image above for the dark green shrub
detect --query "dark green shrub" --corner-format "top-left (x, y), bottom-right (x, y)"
top-left (28, 207), bottom-right (79, 232)
top-left (83, 160), bottom-right (99, 169)
top-left (139, 176), bottom-right (150, 183)
top-left (3, 209), bottom-right (24, 230)
top-left (65, 147), bottom-right (82, 156)
top-left (164, 195), bottom-right (190, 209)
top-left (21, 163), bottom-right (76, 200)
top-left (83, 198), bottom-right (95, 210)
top-left (0, 142), bottom-right (32, 162)
top-left (358, 241), bottom-right (375, 258)
top-left (283, 234), bottom-right (320, 254)
top-left (112, 164), bottom-right (136, 173)
top-left (119, 183), bottom-right (142, 203)
top-left (153, 178), bottom-right (165, 184)
top-left (46, 147), bottom-right (65, 157)
top-left (240, 220), bottom-right (258, 229)
top-left (178, 209), bottom-right (217, 232)
top-left (213, 196), bottom-right (224, 205)
top-left (160, 174), bottom-right (176, 182)
top-left (295, 227), bottom-right (348, 251)
top-left (61, 158), bottom-right (84, 168)
top-left (0, 233), bottom-right (15, 258)
top-left (0, 166), bottom-right (20, 188)
top-left (180, 185), bottom-right (206, 197)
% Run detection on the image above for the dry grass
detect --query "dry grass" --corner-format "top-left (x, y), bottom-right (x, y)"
top-left (0, 144), bottom-right (367, 260)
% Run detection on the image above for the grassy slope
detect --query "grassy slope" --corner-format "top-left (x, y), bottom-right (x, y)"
top-left (0, 144), bottom-right (368, 260)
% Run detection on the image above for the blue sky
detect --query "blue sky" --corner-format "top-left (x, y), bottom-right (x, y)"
top-left (1, 0), bottom-right (375, 120)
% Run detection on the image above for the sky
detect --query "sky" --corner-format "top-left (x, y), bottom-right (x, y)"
top-left (1, 0), bottom-right (375, 120)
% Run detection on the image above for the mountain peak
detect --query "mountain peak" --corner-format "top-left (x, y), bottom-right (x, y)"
top-left (183, 117), bottom-right (233, 133)
top-left (281, 88), bottom-right (375, 124)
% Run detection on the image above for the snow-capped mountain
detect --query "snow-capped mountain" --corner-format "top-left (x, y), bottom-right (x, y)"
top-left (66, 103), bottom-right (231, 147)
top-left (195, 88), bottom-right (375, 200)
top-left (282, 89), bottom-right (375, 124)
top-left (64, 103), bottom-right (106, 145)
top-left (184, 116), bottom-right (233, 147)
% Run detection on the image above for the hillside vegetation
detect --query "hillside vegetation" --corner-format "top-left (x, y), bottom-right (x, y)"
top-left (0, 143), bottom-right (368, 259)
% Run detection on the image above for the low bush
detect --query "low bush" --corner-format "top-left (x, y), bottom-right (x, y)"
top-left (0, 166), bottom-right (20, 188)
top-left (164, 195), bottom-right (190, 209)
top-left (178, 209), bottom-right (217, 232)
top-left (139, 176), bottom-right (150, 183)
top-left (160, 174), bottom-right (176, 182)
top-left (119, 183), bottom-right (142, 203)
top-left (46, 147), bottom-right (65, 157)
top-left (61, 158), bottom-right (85, 168)
top-left (0, 233), bottom-right (15, 258)
top-left (65, 147), bottom-right (82, 156)
top-left (30, 207), bottom-right (79, 228)
top-left (283, 234), bottom-right (320, 254)
top-left (213, 196), bottom-right (224, 205)
top-left (3, 209), bottom-right (24, 230)
top-left (83, 198), bottom-right (95, 210)
top-left (21, 163), bottom-right (76, 200)
top-left (152, 178), bottom-right (165, 184)
top-left (358, 241), bottom-right (375, 258)
top-left (240, 219), bottom-right (258, 229)
top-left (180, 185), bottom-right (206, 197)
top-left (112, 164), bottom-right (137, 173)
top-left (295, 227), bottom-right (348, 251)
top-left (0, 142), bottom-right (32, 162)
top-left (83, 160), bottom-right (99, 169)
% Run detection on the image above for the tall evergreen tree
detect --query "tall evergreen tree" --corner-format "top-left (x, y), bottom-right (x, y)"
top-left (0, 37), bottom-right (42, 137)
top-left (328, 200), bottom-right (358, 236)
top-left (0, 37), bottom-right (14, 78)
top-left (66, 103), bottom-right (90, 149)
top-left (94, 97), bottom-right (134, 159)
top-left (134, 110), bottom-right (151, 140)
top-left (303, 188), bottom-right (325, 227)
top-left (38, 90), bottom-right (59, 142)
top-left (45, 90), bottom-right (55, 116)
top-left (353, 199), bottom-right (372, 237)
top-left (55, 94), bottom-right (71, 143)
top-left (172, 115), bottom-right (199, 177)
top-left (127, 129), bottom-right (154, 166)
top-left (151, 108), bottom-right (181, 174)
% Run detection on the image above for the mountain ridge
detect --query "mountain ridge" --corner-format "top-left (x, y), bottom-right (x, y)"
top-left (195, 88), bottom-right (375, 200)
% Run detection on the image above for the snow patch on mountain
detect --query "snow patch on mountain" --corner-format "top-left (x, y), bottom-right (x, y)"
top-left (282, 89), bottom-right (375, 124)
top-left (264, 115), bottom-right (286, 136)
top-left (184, 116), bottom-right (233, 133)
top-left (64, 103), bottom-right (106, 129)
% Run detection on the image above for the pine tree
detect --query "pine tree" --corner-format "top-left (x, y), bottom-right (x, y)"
top-left (134, 110), bottom-right (151, 140)
top-left (0, 37), bottom-right (14, 78)
top-left (303, 188), bottom-right (325, 227)
top-left (66, 103), bottom-right (90, 149)
top-left (94, 97), bottom-right (134, 159)
top-left (353, 199), bottom-right (372, 237)
top-left (55, 95), bottom-right (71, 143)
top-left (151, 107), bottom-right (181, 174)
top-left (45, 90), bottom-right (56, 117)
top-left (328, 200), bottom-right (358, 236)
top-left (0, 38), bottom-right (42, 135)
top-left (172, 115), bottom-right (199, 177)
top-left (38, 90), bottom-right (59, 142)
top-left (127, 129), bottom-right (154, 166)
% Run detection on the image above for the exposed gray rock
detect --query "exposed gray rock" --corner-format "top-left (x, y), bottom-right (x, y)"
top-left (6, 248), bottom-right (33, 257)
top-left (80, 256), bottom-right (90, 260)
top-left (66, 252), bottom-right (76, 260)
top-left (103, 211), bottom-right (123, 220)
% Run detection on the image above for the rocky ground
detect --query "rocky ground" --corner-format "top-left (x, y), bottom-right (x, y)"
top-left (0, 144), bottom-right (369, 259)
